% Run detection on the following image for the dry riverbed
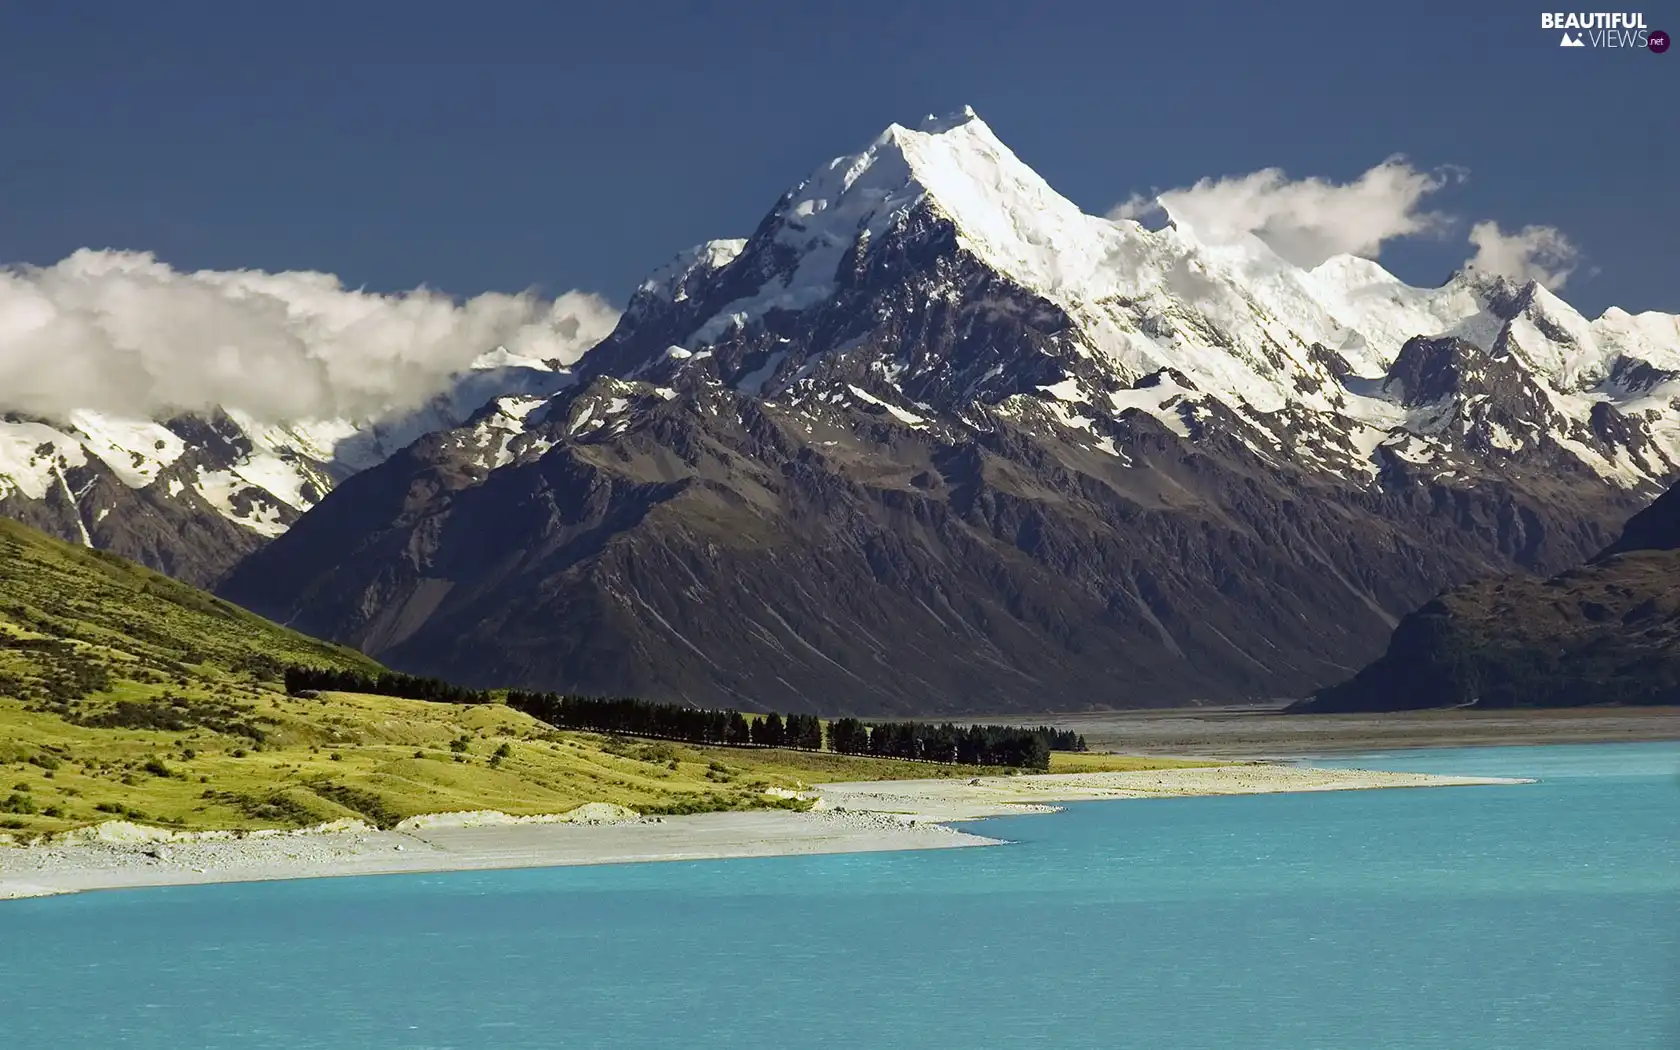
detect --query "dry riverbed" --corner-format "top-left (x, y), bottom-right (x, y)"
top-left (0, 763), bottom-right (1529, 900)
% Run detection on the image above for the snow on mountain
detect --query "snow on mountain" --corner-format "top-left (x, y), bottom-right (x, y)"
top-left (0, 347), bottom-right (580, 554)
top-left (13, 102), bottom-right (1677, 603)
top-left (598, 106), bottom-right (1680, 492)
top-left (633, 240), bottom-right (749, 312)
top-left (0, 422), bottom-right (87, 501)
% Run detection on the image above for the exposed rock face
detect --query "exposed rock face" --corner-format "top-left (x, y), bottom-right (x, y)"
top-left (220, 108), bottom-right (1680, 714)
top-left (1295, 484), bottom-right (1680, 712)
top-left (1597, 481), bottom-right (1680, 558)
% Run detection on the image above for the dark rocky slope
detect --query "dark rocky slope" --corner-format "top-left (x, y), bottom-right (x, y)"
top-left (221, 369), bottom-right (1637, 715)
top-left (1294, 485), bottom-right (1680, 712)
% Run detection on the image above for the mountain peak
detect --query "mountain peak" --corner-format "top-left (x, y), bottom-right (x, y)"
top-left (782, 106), bottom-right (1137, 307)
top-left (568, 106), bottom-right (1680, 493)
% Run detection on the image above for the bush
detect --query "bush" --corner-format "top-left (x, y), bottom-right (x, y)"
top-left (307, 782), bottom-right (403, 830)
top-left (1, 793), bottom-right (37, 815)
top-left (73, 697), bottom-right (269, 743)
top-left (206, 790), bottom-right (316, 827)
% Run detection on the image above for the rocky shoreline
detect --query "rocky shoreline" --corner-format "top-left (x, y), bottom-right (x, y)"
top-left (0, 764), bottom-right (1530, 901)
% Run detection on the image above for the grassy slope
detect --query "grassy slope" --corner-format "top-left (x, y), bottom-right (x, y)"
top-left (0, 518), bottom-right (1205, 840)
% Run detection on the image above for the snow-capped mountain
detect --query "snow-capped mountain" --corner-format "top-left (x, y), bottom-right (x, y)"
top-left (588, 107), bottom-right (1680, 489)
top-left (0, 349), bottom-right (575, 584)
top-left (221, 108), bottom-right (1680, 713)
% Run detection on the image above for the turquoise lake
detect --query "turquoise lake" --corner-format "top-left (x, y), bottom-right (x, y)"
top-left (2, 741), bottom-right (1676, 1049)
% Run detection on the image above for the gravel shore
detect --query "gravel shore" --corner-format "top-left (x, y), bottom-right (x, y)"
top-left (815, 763), bottom-right (1533, 820)
top-left (0, 763), bottom-right (1528, 900)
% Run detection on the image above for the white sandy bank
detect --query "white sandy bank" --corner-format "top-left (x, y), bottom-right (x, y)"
top-left (0, 763), bottom-right (1528, 900)
top-left (815, 763), bottom-right (1532, 821)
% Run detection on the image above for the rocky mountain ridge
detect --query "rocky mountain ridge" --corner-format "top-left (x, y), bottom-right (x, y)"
top-left (200, 108), bottom-right (1680, 711)
top-left (0, 350), bottom-right (575, 585)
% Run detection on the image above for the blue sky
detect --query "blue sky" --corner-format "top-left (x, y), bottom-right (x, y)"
top-left (0, 0), bottom-right (1673, 315)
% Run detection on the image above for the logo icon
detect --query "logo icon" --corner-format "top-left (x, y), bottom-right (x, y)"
top-left (1651, 29), bottom-right (1671, 51)
top-left (1560, 31), bottom-right (1587, 46)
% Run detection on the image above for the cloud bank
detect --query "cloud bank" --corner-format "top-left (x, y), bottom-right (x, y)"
top-left (1111, 158), bottom-right (1457, 268)
top-left (1464, 221), bottom-right (1578, 290)
top-left (0, 250), bottom-right (619, 424)
top-left (1112, 161), bottom-right (1586, 291)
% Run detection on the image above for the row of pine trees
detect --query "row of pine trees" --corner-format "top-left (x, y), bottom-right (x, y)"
top-left (283, 666), bottom-right (486, 705)
top-left (503, 691), bottom-right (825, 752)
top-left (284, 666), bottom-right (1085, 770)
top-left (827, 718), bottom-right (1083, 769)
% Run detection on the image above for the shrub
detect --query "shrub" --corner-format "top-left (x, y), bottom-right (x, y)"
top-left (1, 793), bottom-right (37, 815)
top-left (206, 790), bottom-right (316, 827)
top-left (307, 782), bottom-right (402, 830)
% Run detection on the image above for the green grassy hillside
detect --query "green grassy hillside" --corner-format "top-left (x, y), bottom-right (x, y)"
top-left (0, 516), bottom-right (381, 698)
top-left (0, 517), bottom-right (1195, 840)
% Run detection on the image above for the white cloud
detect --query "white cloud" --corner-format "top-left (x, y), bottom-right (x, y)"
top-left (1110, 192), bottom-right (1164, 223)
top-left (1463, 221), bottom-right (1578, 290)
top-left (0, 249), bottom-right (619, 424)
top-left (1110, 158), bottom-right (1458, 267)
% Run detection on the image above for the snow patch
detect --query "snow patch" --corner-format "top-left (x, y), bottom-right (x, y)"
top-left (65, 411), bottom-right (183, 488)
top-left (0, 421), bottom-right (86, 500)
top-left (195, 468), bottom-right (289, 537)
top-left (1039, 376), bottom-right (1084, 402)
top-left (846, 385), bottom-right (927, 427)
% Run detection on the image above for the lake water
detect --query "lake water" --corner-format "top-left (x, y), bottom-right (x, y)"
top-left (2, 742), bottom-right (1676, 1049)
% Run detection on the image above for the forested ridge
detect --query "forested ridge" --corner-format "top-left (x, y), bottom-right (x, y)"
top-left (283, 667), bottom-right (1085, 770)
